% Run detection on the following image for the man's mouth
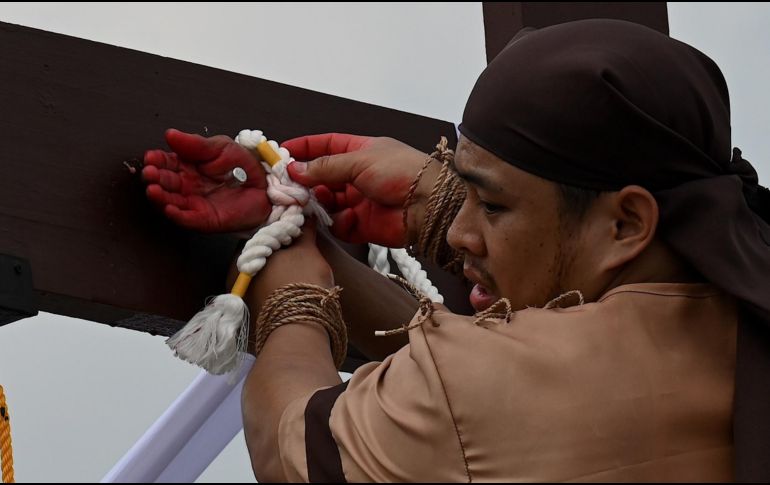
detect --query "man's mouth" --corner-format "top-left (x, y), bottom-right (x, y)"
top-left (463, 265), bottom-right (498, 312)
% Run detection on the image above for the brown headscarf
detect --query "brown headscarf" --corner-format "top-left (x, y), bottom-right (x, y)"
top-left (459, 19), bottom-right (770, 481)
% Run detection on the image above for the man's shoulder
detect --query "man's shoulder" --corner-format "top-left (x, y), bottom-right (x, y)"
top-left (409, 282), bottom-right (736, 394)
top-left (597, 281), bottom-right (724, 302)
top-left (423, 282), bottom-right (732, 338)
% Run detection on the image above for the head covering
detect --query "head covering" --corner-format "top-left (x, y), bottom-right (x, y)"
top-left (459, 19), bottom-right (770, 480)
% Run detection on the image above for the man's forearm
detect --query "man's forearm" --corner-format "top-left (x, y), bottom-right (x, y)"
top-left (316, 231), bottom-right (417, 360)
top-left (241, 322), bottom-right (341, 482)
top-left (317, 231), bottom-right (475, 361)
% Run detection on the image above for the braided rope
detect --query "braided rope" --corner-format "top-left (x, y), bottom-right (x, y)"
top-left (367, 244), bottom-right (443, 303)
top-left (367, 244), bottom-right (391, 275)
top-left (389, 248), bottom-right (442, 303)
top-left (235, 130), bottom-right (335, 276)
top-left (0, 386), bottom-right (14, 484)
top-left (254, 284), bottom-right (348, 369)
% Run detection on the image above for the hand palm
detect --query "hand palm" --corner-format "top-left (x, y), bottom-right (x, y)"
top-left (143, 129), bottom-right (271, 232)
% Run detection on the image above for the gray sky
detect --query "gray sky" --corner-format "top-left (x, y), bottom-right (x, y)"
top-left (668, 2), bottom-right (770, 178)
top-left (0, 2), bottom-right (768, 482)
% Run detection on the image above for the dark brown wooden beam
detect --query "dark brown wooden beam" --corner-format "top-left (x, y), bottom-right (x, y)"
top-left (0, 21), bottom-right (457, 338)
top-left (483, 2), bottom-right (669, 63)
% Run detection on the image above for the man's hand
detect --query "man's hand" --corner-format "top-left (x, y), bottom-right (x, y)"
top-left (283, 133), bottom-right (440, 247)
top-left (143, 128), bottom-right (271, 232)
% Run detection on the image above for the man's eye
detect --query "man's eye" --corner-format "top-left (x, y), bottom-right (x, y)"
top-left (481, 201), bottom-right (503, 214)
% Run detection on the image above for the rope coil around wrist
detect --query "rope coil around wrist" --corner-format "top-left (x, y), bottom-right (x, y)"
top-left (405, 137), bottom-right (466, 274)
top-left (254, 283), bottom-right (348, 369)
top-left (366, 138), bottom-right (450, 304)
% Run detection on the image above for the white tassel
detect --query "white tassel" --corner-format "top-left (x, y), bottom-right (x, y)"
top-left (166, 294), bottom-right (250, 375)
top-left (167, 205), bottom-right (304, 375)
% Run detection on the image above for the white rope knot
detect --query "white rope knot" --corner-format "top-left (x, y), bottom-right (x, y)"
top-left (234, 129), bottom-right (264, 151)
top-left (235, 131), bottom-right (332, 275)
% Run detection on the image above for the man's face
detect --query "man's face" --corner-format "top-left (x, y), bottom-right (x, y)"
top-left (447, 136), bottom-right (579, 312)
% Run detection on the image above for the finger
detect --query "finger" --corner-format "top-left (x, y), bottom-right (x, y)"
top-left (281, 133), bottom-right (370, 160)
top-left (286, 151), bottom-right (365, 188)
top-left (165, 128), bottom-right (232, 162)
top-left (144, 149), bottom-right (180, 171)
top-left (328, 208), bottom-right (357, 243)
top-left (336, 184), bottom-right (364, 209)
top-left (146, 184), bottom-right (189, 209)
top-left (142, 166), bottom-right (184, 192)
top-left (141, 165), bottom-right (159, 184)
top-left (350, 204), bottom-right (405, 246)
top-left (312, 185), bottom-right (337, 211)
top-left (327, 205), bottom-right (405, 246)
top-left (312, 184), bottom-right (364, 213)
top-left (198, 143), bottom-right (267, 189)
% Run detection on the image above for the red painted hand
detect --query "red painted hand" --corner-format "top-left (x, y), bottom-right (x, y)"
top-left (283, 133), bottom-right (437, 247)
top-left (142, 129), bottom-right (271, 232)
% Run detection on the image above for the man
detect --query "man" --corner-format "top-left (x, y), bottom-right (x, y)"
top-left (144, 19), bottom-right (769, 481)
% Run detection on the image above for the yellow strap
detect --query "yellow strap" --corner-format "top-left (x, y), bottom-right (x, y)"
top-left (0, 386), bottom-right (14, 483)
top-left (230, 272), bottom-right (253, 298)
top-left (256, 140), bottom-right (283, 167)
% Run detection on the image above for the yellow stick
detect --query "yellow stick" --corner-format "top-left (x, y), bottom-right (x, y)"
top-left (230, 138), bottom-right (283, 296)
top-left (256, 140), bottom-right (283, 167)
top-left (230, 273), bottom-right (253, 298)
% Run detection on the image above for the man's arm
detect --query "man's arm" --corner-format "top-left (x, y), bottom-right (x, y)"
top-left (317, 230), bottom-right (474, 360)
top-left (241, 321), bottom-right (341, 482)
top-left (316, 230), bottom-right (415, 360)
top-left (234, 223), bottom-right (342, 482)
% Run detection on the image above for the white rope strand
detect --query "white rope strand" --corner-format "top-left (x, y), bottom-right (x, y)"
top-left (368, 244), bottom-right (391, 275)
top-left (237, 204), bottom-right (304, 274)
top-left (390, 248), bottom-right (443, 303)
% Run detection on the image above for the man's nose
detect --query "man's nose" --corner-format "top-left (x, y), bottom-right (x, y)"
top-left (447, 199), bottom-right (485, 257)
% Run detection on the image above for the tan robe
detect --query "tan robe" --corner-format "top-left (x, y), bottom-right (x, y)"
top-left (278, 283), bottom-right (737, 482)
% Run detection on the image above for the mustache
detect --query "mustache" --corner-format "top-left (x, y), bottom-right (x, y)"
top-left (464, 258), bottom-right (496, 288)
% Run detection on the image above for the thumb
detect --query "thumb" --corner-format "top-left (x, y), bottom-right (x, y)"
top-left (165, 128), bottom-right (231, 161)
top-left (287, 152), bottom-right (363, 188)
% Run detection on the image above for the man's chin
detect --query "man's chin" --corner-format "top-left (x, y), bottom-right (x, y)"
top-left (469, 283), bottom-right (498, 312)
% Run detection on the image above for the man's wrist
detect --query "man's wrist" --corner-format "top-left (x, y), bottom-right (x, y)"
top-left (408, 137), bottom-right (466, 273)
top-left (406, 158), bottom-right (442, 245)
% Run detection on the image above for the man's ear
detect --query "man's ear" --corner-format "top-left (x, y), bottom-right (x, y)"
top-left (594, 185), bottom-right (659, 272)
